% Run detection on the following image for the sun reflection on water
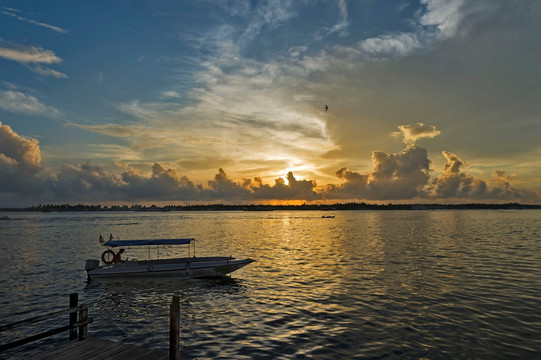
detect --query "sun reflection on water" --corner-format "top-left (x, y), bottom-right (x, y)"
top-left (1, 210), bottom-right (541, 359)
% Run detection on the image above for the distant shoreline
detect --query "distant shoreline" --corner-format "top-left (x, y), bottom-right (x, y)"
top-left (1, 203), bottom-right (540, 212)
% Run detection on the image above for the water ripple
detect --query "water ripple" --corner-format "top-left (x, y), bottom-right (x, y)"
top-left (1, 210), bottom-right (541, 359)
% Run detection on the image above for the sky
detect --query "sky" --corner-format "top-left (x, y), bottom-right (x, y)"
top-left (1, 0), bottom-right (540, 207)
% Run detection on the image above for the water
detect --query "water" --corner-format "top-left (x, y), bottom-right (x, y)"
top-left (1, 210), bottom-right (540, 359)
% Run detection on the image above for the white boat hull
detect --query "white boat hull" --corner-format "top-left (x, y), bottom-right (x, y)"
top-left (87, 256), bottom-right (254, 280)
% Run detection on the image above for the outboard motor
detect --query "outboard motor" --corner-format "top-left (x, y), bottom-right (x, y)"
top-left (85, 259), bottom-right (100, 271)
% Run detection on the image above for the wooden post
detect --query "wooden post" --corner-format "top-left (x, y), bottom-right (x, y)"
top-left (78, 308), bottom-right (88, 340)
top-left (69, 293), bottom-right (78, 341)
top-left (169, 295), bottom-right (180, 360)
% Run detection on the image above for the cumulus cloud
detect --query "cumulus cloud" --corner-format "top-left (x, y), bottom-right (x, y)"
top-left (493, 170), bottom-right (511, 183)
top-left (0, 121), bottom-right (43, 195)
top-left (119, 163), bottom-right (199, 200)
top-left (430, 152), bottom-right (538, 200)
top-left (324, 145), bottom-right (539, 202)
top-left (0, 152), bottom-right (18, 174)
top-left (0, 121), bottom-right (41, 174)
top-left (206, 168), bottom-right (252, 200)
top-left (432, 151), bottom-right (487, 198)
top-left (53, 162), bottom-right (125, 200)
top-left (392, 123), bottom-right (441, 144)
top-left (249, 171), bottom-right (321, 200)
top-left (327, 145), bottom-right (432, 200)
top-left (1, 117), bottom-right (539, 206)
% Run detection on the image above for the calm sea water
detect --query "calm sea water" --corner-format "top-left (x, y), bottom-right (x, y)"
top-left (0, 210), bottom-right (540, 359)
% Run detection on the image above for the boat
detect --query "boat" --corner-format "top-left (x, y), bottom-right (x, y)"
top-left (321, 215), bottom-right (335, 218)
top-left (85, 237), bottom-right (254, 280)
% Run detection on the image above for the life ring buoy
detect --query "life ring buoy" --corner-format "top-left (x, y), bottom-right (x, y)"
top-left (101, 249), bottom-right (115, 264)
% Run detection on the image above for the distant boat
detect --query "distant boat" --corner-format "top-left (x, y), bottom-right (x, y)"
top-left (321, 215), bottom-right (335, 218)
top-left (85, 238), bottom-right (254, 280)
top-left (0, 216), bottom-right (10, 220)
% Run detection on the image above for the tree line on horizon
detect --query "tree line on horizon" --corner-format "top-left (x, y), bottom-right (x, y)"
top-left (1, 202), bottom-right (540, 212)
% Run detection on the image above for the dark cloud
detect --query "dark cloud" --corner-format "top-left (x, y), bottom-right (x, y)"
top-left (120, 163), bottom-right (199, 200)
top-left (431, 152), bottom-right (536, 200)
top-left (250, 171), bottom-right (321, 200)
top-left (432, 151), bottom-right (487, 198)
top-left (205, 168), bottom-right (252, 200)
top-left (52, 162), bottom-right (125, 200)
top-left (1, 124), bottom-right (539, 206)
top-left (326, 145), bottom-right (431, 200)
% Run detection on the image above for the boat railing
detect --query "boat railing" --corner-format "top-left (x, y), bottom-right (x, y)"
top-left (103, 237), bottom-right (197, 260)
top-left (123, 256), bottom-right (235, 266)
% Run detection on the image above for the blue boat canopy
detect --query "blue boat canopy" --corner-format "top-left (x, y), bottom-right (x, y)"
top-left (104, 238), bottom-right (194, 247)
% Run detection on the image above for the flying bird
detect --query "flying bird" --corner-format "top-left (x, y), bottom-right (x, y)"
top-left (325, 105), bottom-right (328, 111)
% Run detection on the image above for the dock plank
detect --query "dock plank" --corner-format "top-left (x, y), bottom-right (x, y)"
top-left (26, 338), bottom-right (168, 360)
top-left (26, 338), bottom-right (90, 360)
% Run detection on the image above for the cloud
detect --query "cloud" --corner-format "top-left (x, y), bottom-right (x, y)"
top-left (355, 0), bottom-right (466, 60)
top-left (419, 0), bottom-right (465, 39)
top-left (30, 64), bottom-right (68, 78)
top-left (68, 122), bottom-right (186, 154)
top-left (0, 121), bottom-right (43, 195)
top-left (2, 2), bottom-right (541, 205)
top-left (392, 123), bottom-right (441, 144)
top-left (328, 0), bottom-right (349, 37)
top-left (0, 121), bottom-right (42, 173)
top-left (0, 152), bottom-right (19, 173)
top-left (205, 168), bottom-right (252, 200)
top-left (430, 151), bottom-right (532, 200)
top-left (2, 9), bottom-right (68, 33)
top-left (90, 2), bottom-right (539, 203)
top-left (161, 91), bottom-right (181, 99)
top-left (67, 123), bottom-right (138, 137)
top-left (0, 124), bottom-right (538, 205)
top-left (48, 162), bottom-right (128, 202)
top-left (0, 43), bottom-right (62, 64)
top-left (323, 144), bottom-right (539, 202)
top-left (493, 170), bottom-right (511, 183)
top-left (249, 171), bottom-right (321, 200)
top-left (105, 0), bottom-right (476, 186)
top-left (119, 163), bottom-right (199, 200)
top-left (0, 42), bottom-right (65, 77)
top-left (359, 33), bottom-right (421, 58)
top-left (0, 90), bottom-right (60, 117)
top-left (114, 52), bottom-right (337, 180)
top-left (327, 145), bottom-right (432, 200)
top-left (432, 151), bottom-right (486, 198)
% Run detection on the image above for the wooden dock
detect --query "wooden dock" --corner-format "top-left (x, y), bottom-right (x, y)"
top-left (27, 337), bottom-right (168, 360)
top-left (1, 293), bottom-right (181, 360)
